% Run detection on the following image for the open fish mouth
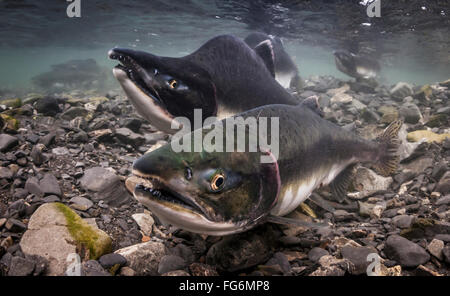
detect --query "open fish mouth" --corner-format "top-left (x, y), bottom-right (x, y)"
top-left (132, 173), bottom-right (210, 219)
top-left (131, 173), bottom-right (247, 235)
top-left (108, 48), bottom-right (181, 134)
top-left (108, 49), bottom-right (164, 106)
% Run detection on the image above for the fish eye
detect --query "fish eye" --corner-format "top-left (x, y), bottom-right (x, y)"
top-left (153, 69), bottom-right (158, 76)
top-left (210, 173), bottom-right (225, 192)
top-left (185, 167), bottom-right (193, 180)
top-left (168, 79), bottom-right (178, 89)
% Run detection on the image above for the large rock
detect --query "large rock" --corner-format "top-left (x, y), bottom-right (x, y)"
top-left (425, 114), bottom-right (447, 128)
top-left (330, 93), bottom-right (352, 104)
top-left (7, 256), bottom-right (36, 276)
top-left (349, 167), bottom-right (392, 199)
top-left (397, 125), bottom-right (421, 161)
top-left (378, 105), bottom-right (399, 124)
top-left (390, 82), bottom-right (413, 101)
top-left (435, 171), bottom-right (450, 194)
top-left (341, 246), bottom-right (378, 275)
top-left (25, 177), bottom-right (43, 197)
top-left (20, 203), bottom-right (112, 275)
top-left (0, 167), bottom-right (13, 179)
top-left (115, 127), bottom-right (145, 148)
top-left (426, 239), bottom-right (444, 260)
top-left (80, 167), bottom-right (131, 206)
top-left (115, 241), bottom-right (167, 276)
top-left (392, 215), bottom-right (414, 229)
top-left (206, 226), bottom-right (276, 272)
top-left (0, 134), bottom-right (18, 152)
top-left (407, 130), bottom-right (450, 144)
top-left (158, 255), bottom-right (187, 274)
top-left (132, 212), bottom-right (154, 236)
top-left (309, 255), bottom-right (353, 276)
top-left (34, 97), bottom-right (61, 116)
top-left (398, 103), bottom-right (422, 124)
top-left (61, 107), bottom-right (88, 120)
top-left (40, 173), bottom-right (62, 196)
top-left (80, 167), bottom-right (119, 192)
top-left (384, 235), bottom-right (430, 268)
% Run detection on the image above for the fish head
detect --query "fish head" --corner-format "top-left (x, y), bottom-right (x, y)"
top-left (131, 136), bottom-right (280, 236)
top-left (109, 48), bottom-right (217, 134)
top-left (333, 50), bottom-right (355, 76)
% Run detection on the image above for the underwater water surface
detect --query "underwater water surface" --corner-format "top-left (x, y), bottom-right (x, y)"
top-left (0, 0), bottom-right (449, 93)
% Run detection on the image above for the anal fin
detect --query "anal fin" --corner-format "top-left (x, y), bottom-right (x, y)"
top-left (330, 164), bottom-right (357, 203)
top-left (309, 193), bottom-right (336, 212)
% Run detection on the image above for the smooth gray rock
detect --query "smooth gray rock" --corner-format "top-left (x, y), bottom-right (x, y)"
top-left (25, 177), bottom-right (43, 197)
top-left (392, 215), bottom-right (414, 229)
top-left (436, 195), bottom-right (450, 206)
top-left (98, 253), bottom-right (127, 269)
top-left (427, 239), bottom-right (444, 260)
top-left (384, 235), bottom-right (430, 267)
top-left (80, 168), bottom-right (131, 206)
top-left (0, 167), bottom-right (13, 179)
top-left (443, 246), bottom-right (450, 264)
top-left (158, 255), bottom-right (187, 274)
top-left (81, 260), bottom-right (110, 276)
top-left (398, 103), bottom-right (422, 124)
top-left (80, 167), bottom-right (120, 192)
top-left (390, 82), bottom-right (413, 101)
top-left (69, 196), bottom-right (93, 211)
top-left (131, 212), bottom-right (154, 236)
top-left (34, 97), bottom-right (61, 116)
top-left (40, 173), bottom-right (61, 196)
top-left (341, 245), bottom-right (378, 275)
top-left (115, 241), bottom-right (167, 276)
top-left (206, 227), bottom-right (275, 272)
top-left (7, 256), bottom-right (35, 276)
top-left (61, 107), bottom-right (88, 120)
top-left (0, 134), bottom-right (18, 152)
top-left (436, 172), bottom-right (450, 194)
top-left (115, 127), bottom-right (145, 148)
top-left (308, 247), bottom-right (329, 263)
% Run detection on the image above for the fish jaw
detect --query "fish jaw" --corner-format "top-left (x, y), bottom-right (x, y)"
top-left (112, 67), bottom-right (181, 134)
top-left (131, 174), bottom-right (245, 236)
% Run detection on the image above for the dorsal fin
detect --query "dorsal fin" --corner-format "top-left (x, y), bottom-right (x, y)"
top-left (300, 95), bottom-right (324, 117)
top-left (253, 39), bottom-right (276, 77)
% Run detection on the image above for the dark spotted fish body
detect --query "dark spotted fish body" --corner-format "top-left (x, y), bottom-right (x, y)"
top-left (109, 35), bottom-right (297, 134)
top-left (334, 51), bottom-right (380, 80)
top-left (131, 104), bottom-right (401, 235)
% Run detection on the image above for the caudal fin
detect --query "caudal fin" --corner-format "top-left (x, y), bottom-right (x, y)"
top-left (372, 120), bottom-right (403, 177)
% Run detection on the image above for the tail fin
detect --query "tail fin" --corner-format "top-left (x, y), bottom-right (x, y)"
top-left (372, 120), bottom-right (403, 177)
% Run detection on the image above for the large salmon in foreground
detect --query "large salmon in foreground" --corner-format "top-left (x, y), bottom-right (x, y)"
top-left (131, 104), bottom-right (402, 236)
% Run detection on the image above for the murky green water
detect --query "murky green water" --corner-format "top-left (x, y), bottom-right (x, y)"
top-left (0, 1), bottom-right (449, 93)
